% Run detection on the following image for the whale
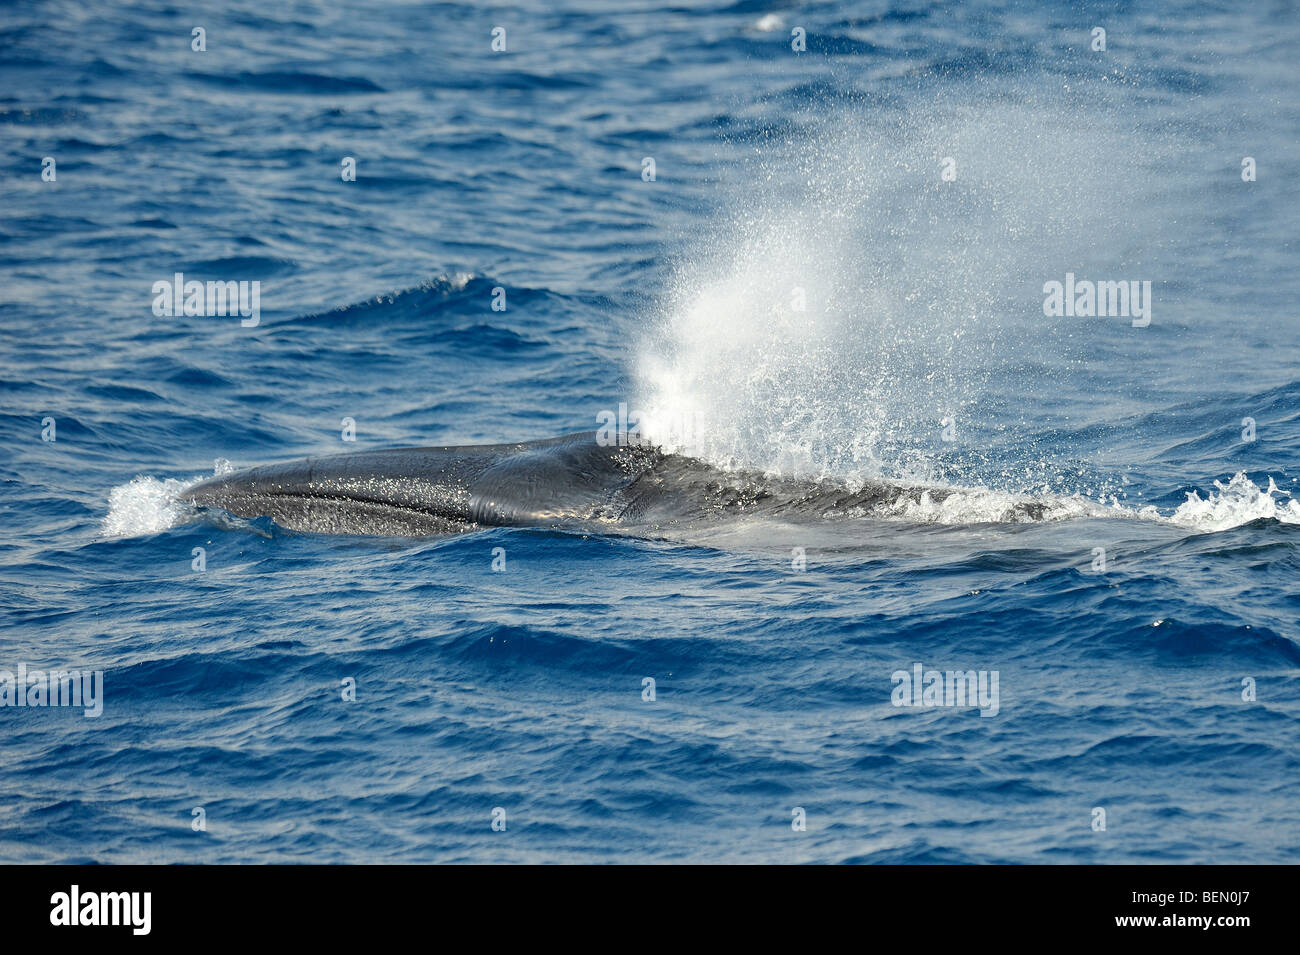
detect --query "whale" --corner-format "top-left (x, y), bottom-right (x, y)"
top-left (181, 431), bottom-right (1048, 536)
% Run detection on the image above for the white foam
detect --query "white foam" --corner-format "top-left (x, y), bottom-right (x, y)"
top-left (869, 472), bottom-right (1300, 531)
top-left (877, 487), bottom-right (1110, 525)
top-left (101, 460), bottom-right (237, 538)
top-left (1152, 472), bottom-right (1300, 531)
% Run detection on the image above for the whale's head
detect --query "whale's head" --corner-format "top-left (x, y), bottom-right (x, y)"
top-left (182, 433), bottom-right (661, 536)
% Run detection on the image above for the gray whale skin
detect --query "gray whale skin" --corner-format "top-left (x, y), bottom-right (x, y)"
top-left (182, 431), bottom-right (1033, 537)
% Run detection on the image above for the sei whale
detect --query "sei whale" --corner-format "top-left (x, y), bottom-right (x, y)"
top-left (182, 431), bottom-right (1048, 536)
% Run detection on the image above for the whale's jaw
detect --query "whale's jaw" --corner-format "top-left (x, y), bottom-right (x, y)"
top-left (184, 485), bottom-right (474, 536)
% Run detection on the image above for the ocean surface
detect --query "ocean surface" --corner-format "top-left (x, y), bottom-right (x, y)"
top-left (2, 0), bottom-right (1299, 863)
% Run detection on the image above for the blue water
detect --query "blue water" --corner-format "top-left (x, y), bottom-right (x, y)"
top-left (2, 0), bottom-right (1299, 863)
